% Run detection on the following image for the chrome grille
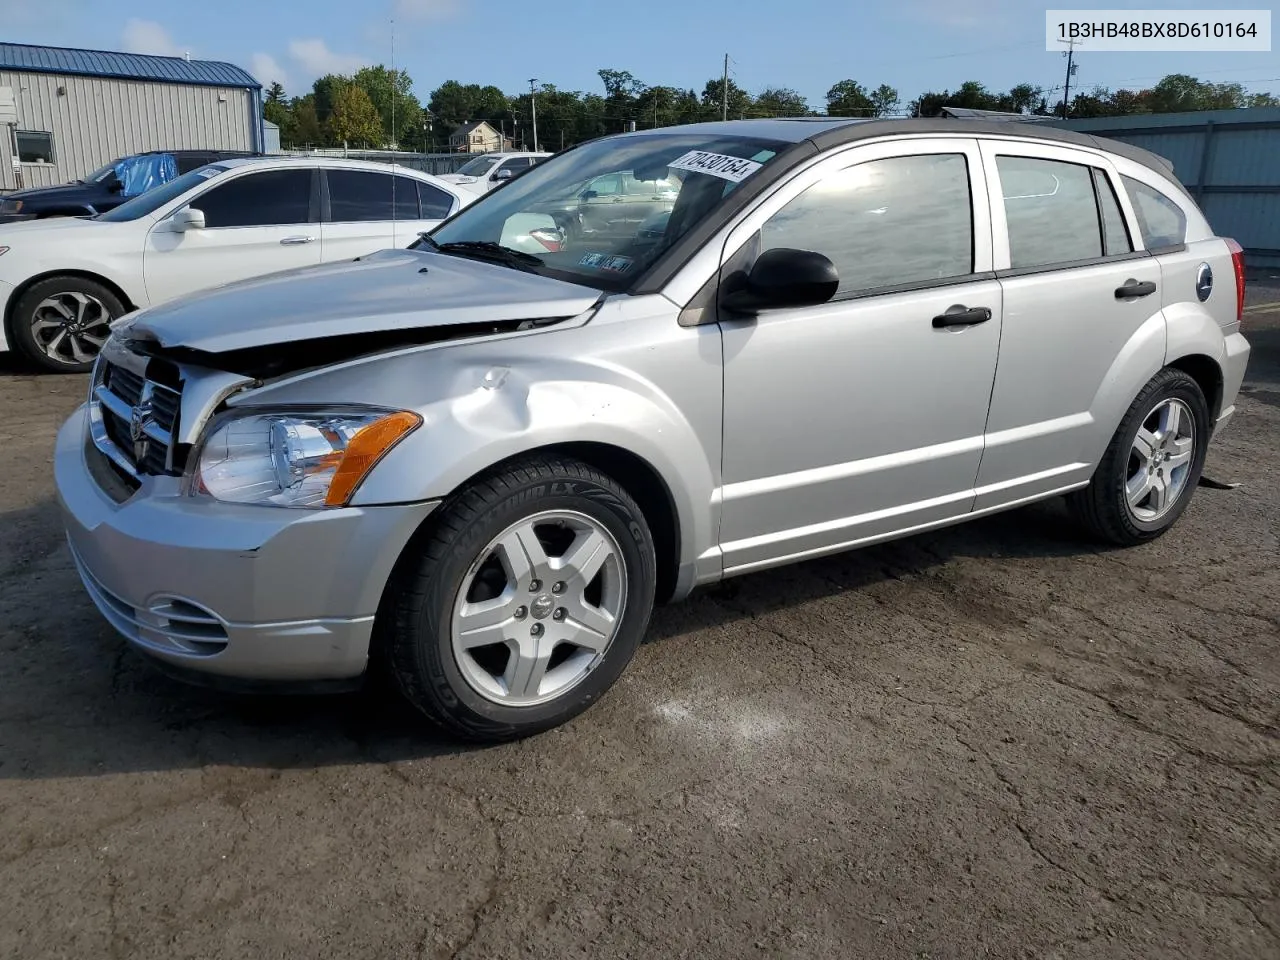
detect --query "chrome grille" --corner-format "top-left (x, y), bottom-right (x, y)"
top-left (89, 358), bottom-right (182, 478)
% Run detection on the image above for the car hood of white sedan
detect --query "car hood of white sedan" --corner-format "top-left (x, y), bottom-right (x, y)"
top-left (118, 247), bottom-right (604, 354)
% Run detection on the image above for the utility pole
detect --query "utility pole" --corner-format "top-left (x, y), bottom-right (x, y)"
top-left (721, 54), bottom-right (729, 121)
top-left (528, 78), bottom-right (539, 152)
top-left (390, 18), bottom-right (396, 149)
top-left (1059, 39), bottom-right (1081, 119)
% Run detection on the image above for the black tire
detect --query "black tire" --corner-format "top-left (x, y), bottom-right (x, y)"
top-left (10, 275), bottom-right (125, 373)
top-left (1068, 368), bottom-right (1211, 546)
top-left (382, 455), bottom-right (657, 742)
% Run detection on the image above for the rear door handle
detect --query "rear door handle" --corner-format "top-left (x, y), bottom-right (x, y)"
top-left (280, 235), bottom-right (315, 245)
top-left (1115, 279), bottom-right (1156, 299)
top-left (932, 305), bottom-right (992, 329)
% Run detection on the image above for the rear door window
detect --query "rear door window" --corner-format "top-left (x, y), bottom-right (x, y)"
top-left (1095, 169), bottom-right (1132, 256)
top-left (996, 156), bottom-right (1104, 268)
top-left (328, 169), bottom-right (396, 222)
top-left (759, 152), bottom-right (974, 298)
top-left (1122, 176), bottom-right (1187, 250)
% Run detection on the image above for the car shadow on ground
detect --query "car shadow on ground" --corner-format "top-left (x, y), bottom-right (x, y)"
top-left (0, 492), bottom-right (1115, 781)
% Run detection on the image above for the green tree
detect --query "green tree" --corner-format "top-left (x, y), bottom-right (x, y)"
top-left (328, 84), bottom-right (384, 147)
top-left (288, 94), bottom-right (322, 146)
top-left (826, 79), bottom-right (874, 117)
top-left (869, 84), bottom-right (900, 117)
top-left (1247, 91), bottom-right (1280, 107)
top-left (263, 83), bottom-right (291, 133)
top-left (353, 65), bottom-right (423, 148)
top-left (753, 87), bottom-right (809, 117)
top-left (700, 78), bottom-right (753, 120)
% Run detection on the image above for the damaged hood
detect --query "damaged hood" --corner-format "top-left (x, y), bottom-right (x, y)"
top-left (119, 247), bottom-right (603, 354)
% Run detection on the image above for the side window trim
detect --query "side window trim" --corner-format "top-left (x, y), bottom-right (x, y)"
top-left (713, 137), bottom-right (994, 297)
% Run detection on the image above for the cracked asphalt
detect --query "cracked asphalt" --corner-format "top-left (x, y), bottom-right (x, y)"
top-left (1, 289), bottom-right (1277, 960)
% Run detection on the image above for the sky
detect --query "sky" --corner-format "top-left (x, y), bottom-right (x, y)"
top-left (2, 0), bottom-right (1277, 110)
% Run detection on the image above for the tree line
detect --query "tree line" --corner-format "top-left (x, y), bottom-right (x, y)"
top-left (262, 68), bottom-right (1279, 152)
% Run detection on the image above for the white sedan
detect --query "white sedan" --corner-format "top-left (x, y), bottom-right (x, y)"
top-left (0, 157), bottom-right (475, 371)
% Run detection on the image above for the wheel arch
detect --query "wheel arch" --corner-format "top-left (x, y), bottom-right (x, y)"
top-left (1166, 352), bottom-right (1224, 421)
top-left (381, 441), bottom-right (685, 607)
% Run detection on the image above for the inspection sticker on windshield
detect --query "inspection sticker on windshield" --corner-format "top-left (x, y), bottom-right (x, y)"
top-left (668, 150), bottom-right (763, 183)
top-left (580, 253), bottom-right (634, 273)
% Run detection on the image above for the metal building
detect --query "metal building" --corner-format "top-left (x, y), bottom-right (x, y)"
top-left (0, 42), bottom-right (263, 192)
top-left (1056, 107), bottom-right (1280, 268)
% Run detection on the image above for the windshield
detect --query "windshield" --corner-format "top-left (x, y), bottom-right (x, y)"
top-left (455, 156), bottom-right (501, 177)
top-left (83, 159), bottom-right (124, 183)
top-left (424, 132), bottom-right (786, 291)
top-left (96, 165), bottom-right (225, 222)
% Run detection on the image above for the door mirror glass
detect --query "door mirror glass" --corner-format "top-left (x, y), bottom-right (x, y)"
top-left (492, 167), bottom-right (514, 181)
top-left (580, 189), bottom-right (598, 201)
top-left (172, 206), bottom-right (206, 231)
top-left (722, 247), bottom-right (839, 313)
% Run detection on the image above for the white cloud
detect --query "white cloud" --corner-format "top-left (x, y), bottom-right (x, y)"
top-left (120, 19), bottom-right (185, 57)
top-left (392, 0), bottom-right (457, 21)
top-left (287, 38), bottom-right (367, 78)
top-left (250, 53), bottom-right (290, 90)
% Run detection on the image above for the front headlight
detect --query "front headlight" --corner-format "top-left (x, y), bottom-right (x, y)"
top-left (193, 408), bottom-right (421, 508)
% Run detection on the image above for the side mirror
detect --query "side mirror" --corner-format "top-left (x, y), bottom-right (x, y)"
top-left (492, 168), bottom-right (514, 181)
top-left (106, 176), bottom-right (124, 194)
top-left (581, 189), bottom-right (598, 201)
top-left (172, 206), bottom-right (206, 232)
top-left (720, 247), bottom-right (839, 314)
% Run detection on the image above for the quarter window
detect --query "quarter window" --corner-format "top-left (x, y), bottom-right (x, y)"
top-left (16, 131), bottom-right (54, 164)
top-left (997, 156), bottom-right (1103, 268)
top-left (192, 169), bottom-right (311, 228)
top-left (759, 153), bottom-right (974, 298)
top-left (1122, 176), bottom-right (1187, 250)
top-left (418, 181), bottom-right (454, 219)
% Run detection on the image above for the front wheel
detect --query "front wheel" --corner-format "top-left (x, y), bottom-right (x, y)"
top-left (1069, 368), bottom-right (1211, 546)
top-left (383, 455), bottom-right (657, 742)
top-left (11, 276), bottom-right (125, 373)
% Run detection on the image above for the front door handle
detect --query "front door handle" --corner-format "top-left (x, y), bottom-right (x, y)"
top-left (1115, 279), bottom-right (1156, 299)
top-left (932, 305), bottom-right (993, 329)
top-left (280, 235), bottom-right (315, 245)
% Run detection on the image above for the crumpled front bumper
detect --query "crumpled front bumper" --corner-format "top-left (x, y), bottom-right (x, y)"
top-left (55, 404), bottom-right (439, 682)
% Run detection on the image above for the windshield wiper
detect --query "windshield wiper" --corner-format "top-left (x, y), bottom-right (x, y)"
top-left (433, 240), bottom-right (544, 273)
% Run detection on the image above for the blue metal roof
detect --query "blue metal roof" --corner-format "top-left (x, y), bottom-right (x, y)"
top-left (0, 42), bottom-right (260, 90)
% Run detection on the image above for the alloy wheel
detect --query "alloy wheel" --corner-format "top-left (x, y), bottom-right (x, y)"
top-left (30, 291), bottom-right (112, 365)
top-left (1125, 397), bottom-right (1196, 522)
top-left (449, 509), bottom-right (627, 707)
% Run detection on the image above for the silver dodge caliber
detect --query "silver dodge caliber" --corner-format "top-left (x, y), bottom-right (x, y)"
top-left (55, 118), bottom-right (1251, 740)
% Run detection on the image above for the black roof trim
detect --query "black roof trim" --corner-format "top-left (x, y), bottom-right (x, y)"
top-left (802, 118), bottom-right (1186, 195)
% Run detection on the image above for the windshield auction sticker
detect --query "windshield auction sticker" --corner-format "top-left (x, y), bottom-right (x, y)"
top-left (668, 151), bottom-right (763, 183)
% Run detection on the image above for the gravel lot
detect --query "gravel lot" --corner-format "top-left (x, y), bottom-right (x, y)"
top-left (1, 289), bottom-right (1277, 960)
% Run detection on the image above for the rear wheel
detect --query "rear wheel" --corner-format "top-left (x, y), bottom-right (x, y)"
top-left (383, 455), bottom-right (657, 741)
top-left (11, 276), bottom-right (124, 373)
top-left (1069, 368), bottom-right (1210, 546)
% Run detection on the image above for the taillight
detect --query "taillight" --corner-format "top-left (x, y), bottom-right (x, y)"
top-left (1225, 238), bottom-right (1246, 324)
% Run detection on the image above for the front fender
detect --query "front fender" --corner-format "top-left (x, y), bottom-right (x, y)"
top-left (231, 303), bottom-right (723, 581)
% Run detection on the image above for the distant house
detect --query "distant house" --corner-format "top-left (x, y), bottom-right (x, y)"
top-left (448, 120), bottom-right (511, 153)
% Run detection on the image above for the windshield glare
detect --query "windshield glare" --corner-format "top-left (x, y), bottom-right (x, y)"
top-left (426, 133), bottom-right (785, 290)
top-left (456, 156), bottom-right (501, 177)
top-left (85, 160), bottom-right (123, 183)
top-left (96, 166), bottom-right (225, 222)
